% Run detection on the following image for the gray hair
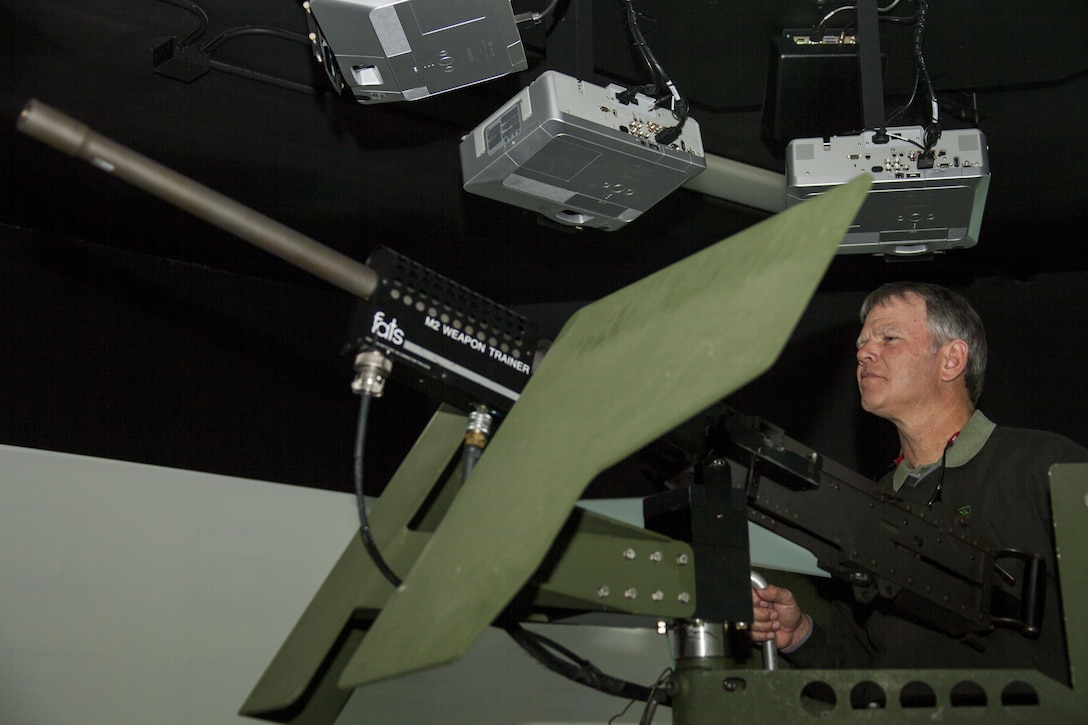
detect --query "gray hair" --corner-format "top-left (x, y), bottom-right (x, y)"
top-left (860, 282), bottom-right (987, 404)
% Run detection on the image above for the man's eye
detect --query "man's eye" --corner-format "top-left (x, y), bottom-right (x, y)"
top-left (883, 336), bottom-right (898, 343)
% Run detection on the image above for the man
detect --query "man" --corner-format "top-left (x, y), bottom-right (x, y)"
top-left (750, 281), bottom-right (1088, 685)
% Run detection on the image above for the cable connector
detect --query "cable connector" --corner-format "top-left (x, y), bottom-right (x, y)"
top-left (615, 87), bottom-right (640, 106)
top-left (464, 405), bottom-right (494, 449)
top-left (351, 348), bottom-right (393, 397)
top-left (923, 122), bottom-right (943, 151)
top-left (512, 11), bottom-right (545, 26)
top-left (654, 126), bottom-right (681, 146)
top-left (513, 0), bottom-right (561, 26)
top-left (461, 404), bottom-right (494, 482)
top-left (152, 37), bottom-right (209, 83)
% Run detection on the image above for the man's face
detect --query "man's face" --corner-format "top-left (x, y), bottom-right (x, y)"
top-left (855, 292), bottom-right (944, 421)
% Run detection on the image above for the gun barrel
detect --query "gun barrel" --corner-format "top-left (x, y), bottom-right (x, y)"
top-left (17, 99), bottom-right (378, 300)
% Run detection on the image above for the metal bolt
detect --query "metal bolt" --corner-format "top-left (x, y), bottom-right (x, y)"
top-left (597, 586), bottom-right (610, 598)
top-left (676, 554), bottom-right (689, 566)
top-left (722, 677), bottom-right (747, 693)
top-left (624, 588), bottom-right (638, 600)
top-left (652, 590), bottom-right (664, 601)
top-left (649, 551), bottom-right (663, 563)
top-left (622, 548), bottom-right (637, 560)
top-left (678, 592), bottom-right (691, 604)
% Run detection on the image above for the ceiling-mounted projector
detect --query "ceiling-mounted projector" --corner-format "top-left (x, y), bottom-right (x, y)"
top-left (786, 126), bottom-right (990, 256)
top-left (460, 71), bottom-right (706, 231)
top-left (304, 0), bottom-right (527, 104)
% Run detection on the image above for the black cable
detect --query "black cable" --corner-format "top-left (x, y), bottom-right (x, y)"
top-left (206, 59), bottom-right (317, 95)
top-left (152, 5), bottom-right (312, 93)
top-left (193, 26), bottom-right (316, 95)
top-left (200, 25), bottom-right (311, 56)
top-left (607, 699), bottom-right (637, 724)
top-left (880, 11), bottom-right (923, 25)
top-left (637, 672), bottom-right (670, 725)
top-left (460, 417), bottom-right (665, 709)
top-left (912, 1), bottom-right (942, 148)
top-left (515, 0), bottom-right (563, 26)
top-left (815, 2), bottom-right (938, 144)
top-left (883, 129), bottom-right (928, 151)
top-left (925, 437), bottom-right (952, 509)
top-left (155, 0), bottom-right (209, 47)
top-left (946, 65), bottom-right (1088, 96)
top-left (461, 443), bottom-right (484, 484)
top-left (816, 1), bottom-right (921, 35)
top-left (538, 0), bottom-right (562, 19)
top-left (816, 4), bottom-right (856, 33)
top-left (620, 1), bottom-right (690, 144)
top-left (503, 621), bottom-right (670, 706)
top-left (886, 67), bottom-right (921, 124)
top-left (623, 3), bottom-right (666, 93)
top-left (353, 391), bottom-right (403, 589)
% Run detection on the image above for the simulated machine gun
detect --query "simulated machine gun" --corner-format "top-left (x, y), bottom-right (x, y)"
top-left (721, 408), bottom-right (1044, 638)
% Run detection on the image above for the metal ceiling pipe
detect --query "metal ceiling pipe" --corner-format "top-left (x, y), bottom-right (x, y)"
top-left (683, 153), bottom-right (787, 214)
top-left (16, 99), bottom-right (379, 301)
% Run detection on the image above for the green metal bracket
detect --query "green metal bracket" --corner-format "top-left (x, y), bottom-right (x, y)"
top-left (239, 404), bottom-right (467, 723)
top-left (1051, 462), bottom-right (1088, 691)
top-left (239, 411), bottom-right (696, 723)
top-left (524, 506), bottom-right (696, 617)
top-left (669, 666), bottom-right (1088, 723)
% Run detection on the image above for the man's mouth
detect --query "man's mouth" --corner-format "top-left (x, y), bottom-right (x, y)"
top-left (858, 370), bottom-right (883, 385)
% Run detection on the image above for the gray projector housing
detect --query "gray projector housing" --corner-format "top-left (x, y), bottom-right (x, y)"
top-left (305, 0), bottom-right (526, 104)
top-left (786, 126), bottom-right (990, 256)
top-left (460, 71), bottom-right (706, 231)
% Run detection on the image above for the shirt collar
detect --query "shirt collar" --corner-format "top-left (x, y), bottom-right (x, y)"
top-left (945, 409), bottom-right (996, 467)
top-left (890, 410), bottom-right (995, 490)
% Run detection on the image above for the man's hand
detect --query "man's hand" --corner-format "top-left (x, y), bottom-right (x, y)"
top-left (751, 584), bottom-right (810, 651)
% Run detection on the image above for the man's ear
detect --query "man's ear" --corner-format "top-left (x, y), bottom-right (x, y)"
top-left (939, 339), bottom-right (969, 382)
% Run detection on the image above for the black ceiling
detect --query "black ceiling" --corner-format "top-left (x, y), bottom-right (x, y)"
top-left (3, 0), bottom-right (1087, 489)
top-left (5, 0), bottom-right (1088, 300)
